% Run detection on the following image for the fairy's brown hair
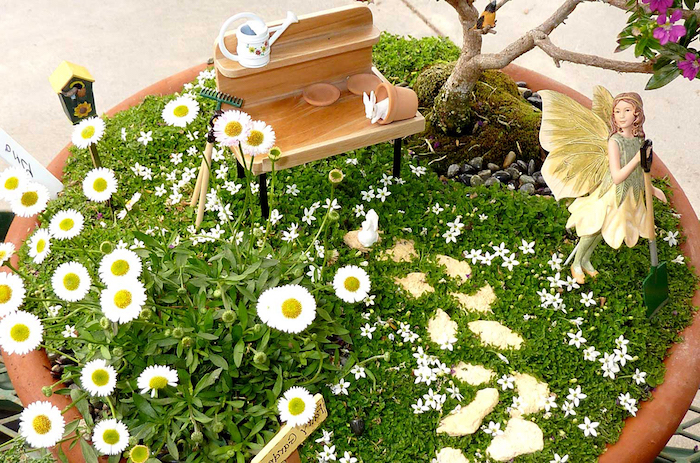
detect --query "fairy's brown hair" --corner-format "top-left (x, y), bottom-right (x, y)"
top-left (609, 92), bottom-right (646, 139)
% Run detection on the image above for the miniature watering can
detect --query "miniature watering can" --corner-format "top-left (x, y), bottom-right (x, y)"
top-left (218, 11), bottom-right (298, 68)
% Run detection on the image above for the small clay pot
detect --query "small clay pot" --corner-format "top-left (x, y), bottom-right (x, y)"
top-left (347, 73), bottom-right (382, 96)
top-left (373, 82), bottom-right (419, 125)
top-left (302, 83), bottom-right (340, 107)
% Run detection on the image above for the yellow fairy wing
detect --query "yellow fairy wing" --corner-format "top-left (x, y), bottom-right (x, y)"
top-left (592, 86), bottom-right (614, 133)
top-left (539, 90), bottom-right (612, 200)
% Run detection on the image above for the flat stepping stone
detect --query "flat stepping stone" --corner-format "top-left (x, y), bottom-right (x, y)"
top-left (436, 388), bottom-right (499, 437)
top-left (435, 447), bottom-right (469, 463)
top-left (511, 373), bottom-right (550, 417)
top-left (380, 239), bottom-right (418, 263)
top-left (486, 418), bottom-right (544, 462)
top-left (394, 272), bottom-right (434, 299)
top-left (427, 308), bottom-right (458, 345)
top-left (451, 284), bottom-right (496, 313)
top-left (452, 362), bottom-right (495, 386)
top-left (468, 321), bottom-right (524, 350)
top-left (343, 230), bottom-right (381, 253)
top-left (435, 254), bottom-right (471, 285)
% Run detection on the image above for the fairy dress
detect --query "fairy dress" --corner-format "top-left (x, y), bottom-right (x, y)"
top-left (565, 133), bottom-right (650, 249)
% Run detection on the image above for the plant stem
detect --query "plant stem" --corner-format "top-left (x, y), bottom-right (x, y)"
top-left (105, 396), bottom-right (118, 419)
top-left (61, 391), bottom-right (88, 416)
top-left (40, 344), bottom-right (80, 365)
top-left (4, 261), bottom-right (30, 281)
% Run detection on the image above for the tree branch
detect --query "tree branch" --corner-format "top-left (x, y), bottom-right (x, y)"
top-left (496, 0), bottom-right (514, 11)
top-left (533, 33), bottom-right (655, 73)
top-left (601, 0), bottom-right (700, 20)
top-left (444, 0), bottom-right (474, 20)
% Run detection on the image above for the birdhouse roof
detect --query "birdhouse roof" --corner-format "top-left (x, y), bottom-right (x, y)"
top-left (49, 61), bottom-right (94, 94)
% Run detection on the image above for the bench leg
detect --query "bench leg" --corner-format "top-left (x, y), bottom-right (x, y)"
top-left (259, 173), bottom-right (269, 219)
top-left (392, 138), bottom-right (402, 178)
top-left (237, 161), bottom-right (245, 180)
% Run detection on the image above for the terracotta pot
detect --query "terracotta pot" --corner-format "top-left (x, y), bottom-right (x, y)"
top-left (3, 61), bottom-right (698, 463)
top-left (374, 82), bottom-right (419, 125)
top-left (346, 73), bottom-right (381, 96)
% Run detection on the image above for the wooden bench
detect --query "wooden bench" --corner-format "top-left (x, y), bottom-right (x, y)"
top-left (213, 4), bottom-right (425, 216)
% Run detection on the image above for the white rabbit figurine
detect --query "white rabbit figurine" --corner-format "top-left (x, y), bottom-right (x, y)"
top-left (357, 209), bottom-right (379, 247)
top-left (363, 91), bottom-right (389, 124)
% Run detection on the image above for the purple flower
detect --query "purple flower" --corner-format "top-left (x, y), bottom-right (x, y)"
top-left (642, 0), bottom-right (674, 14)
top-left (678, 52), bottom-right (700, 80)
top-left (653, 10), bottom-right (686, 45)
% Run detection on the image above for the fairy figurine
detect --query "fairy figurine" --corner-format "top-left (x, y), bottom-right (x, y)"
top-left (539, 87), bottom-right (667, 284)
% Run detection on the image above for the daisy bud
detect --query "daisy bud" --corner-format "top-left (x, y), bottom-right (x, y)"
top-left (253, 323), bottom-right (264, 334)
top-left (383, 352), bottom-right (391, 362)
top-left (42, 386), bottom-right (53, 397)
top-left (172, 327), bottom-right (184, 339)
top-left (212, 421), bottom-right (224, 434)
top-left (328, 169), bottom-right (344, 185)
top-left (140, 308), bottom-right (153, 320)
top-left (213, 289), bottom-right (222, 298)
top-left (177, 287), bottom-right (187, 295)
top-left (99, 317), bottom-right (110, 329)
top-left (191, 431), bottom-right (203, 443)
top-left (129, 444), bottom-right (150, 463)
top-left (222, 310), bottom-right (237, 324)
top-left (328, 210), bottom-right (340, 222)
top-left (164, 329), bottom-right (172, 337)
top-left (268, 146), bottom-right (282, 163)
top-left (254, 351), bottom-right (267, 364)
top-left (293, 267), bottom-right (304, 278)
top-left (100, 241), bottom-right (113, 254)
top-left (181, 336), bottom-right (194, 348)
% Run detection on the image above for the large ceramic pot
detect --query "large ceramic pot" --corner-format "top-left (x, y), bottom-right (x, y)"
top-left (2, 62), bottom-right (699, 463)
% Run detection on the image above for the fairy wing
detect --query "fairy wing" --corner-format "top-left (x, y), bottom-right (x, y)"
top-left (591, 86), bottom-right (614, 133)
top-left (539, 90), bottom-right (613, 201)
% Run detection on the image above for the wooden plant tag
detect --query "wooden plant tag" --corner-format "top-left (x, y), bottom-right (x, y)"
top-left (252, 394), bottom-right (328, 463)
top-left (0, 128), bottom-right (63, 199)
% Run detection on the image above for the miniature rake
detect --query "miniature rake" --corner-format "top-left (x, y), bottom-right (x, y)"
top-left (190, 88), bottom-right (243, 229)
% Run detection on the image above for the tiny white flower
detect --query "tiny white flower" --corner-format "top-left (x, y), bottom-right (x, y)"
top-left (562, 401), bottom-right (576, 417)
top-left (672, 255), bottom-right (685, 264)
top-left (120, 128), bottom-right (126, 141)
top-left (339, 451), bottom-right (358, 463)
top-left (580, 291), bottom-right (596, 307)
top-left (409, 165), bottom-right (427, 177)
top-left (497, 374), bottom-right (515, 391)
top-left (567, 330), bottom-right (587, 349)
top-left (550, 454), bottom-right (569, 463)
top-left (502, 253), bottom-right (520, 271)
top-left (583, 346), bottom-right (601, 361)
top-left (548, 253), bottom-right (563, 271)
top-left (350, 364), bottom-right (366, 380)
top-left (137, 130), bottom-right (153, 146)
top-left (544, 395), bottom-right (558, 412)
top-left (345, 158), bottom-right (358, 165)
top-left (269, 209), bottom-right (282, 226)
top-left (431, 203), bottom-right (444, 215)
top-left (315, 429), bottom-right (333, 445)
top-left (663, 230), bottom-right (679, 247)
top-left (323, 198), bottom-right (340, 211)
top-left (479, 213), bottom-right (488, 222)
top-left (566, 386), bottom-right (587, 407)
top-left (632, 369), bottom-right (647, 385)
top-left (332, 379), bottom-right (349, 396)
top-left (578, 416), bottom-right (599, 437)
top-left (360, 187), bottom-right (375, 202)
top-left (360, 323), bottom-right (376, 339)
top-left (518, 239), bottom-right (535, 254)
top-left (483, 421), bottom-right (503, 436)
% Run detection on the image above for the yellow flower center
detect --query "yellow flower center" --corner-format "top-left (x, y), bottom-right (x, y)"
top-left (4, 177), bottom-right (18, 191)
top-left (114, 290), bottom-right (132, 309)
top-left (247, 130), bottom-right (264, 147)
top-left (173, 105), bottom-right (189, 117)
top-left (36, 239), bottom-right (46, 253)
top-left (102, 429), bottom-right (120, 445)
top-left (32, 415), bottom-right (52, 435)
top-left (111, 259), bottom-right (129, 276)
top-left (149, 375), bottom-right (168, 390)
top-left (0, 284), bottom-right (12, 304)
top-left (59, 218), bottom-right (74, 231)
top-left (63, 273), bottom-right (80, 291)
top-left (281, 298), bottom-right (302, 319)
top-left (344, 276), bottom-right (360, 292)
top-left (224, 121), bottom-right (242, 137)
top-left (81, 126), bottom-right (95, 140)
top-left (288, 397), bottom-right (306, 416)
top-left (21, 191), bottom-right (38, 207)
top-left (10, 323), bottom-right (29, 342)
top-left (0, 251), bottom-right (6, 261)
top-left (130, 445), bottom-right (150, 463)
top-left (91, 368), bottom-right (110, 387)
top-left (93, 178), bottom-right (108, 192)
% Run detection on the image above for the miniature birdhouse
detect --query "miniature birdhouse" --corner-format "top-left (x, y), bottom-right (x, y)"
top-left (49, 61), bottom-right (96, 124)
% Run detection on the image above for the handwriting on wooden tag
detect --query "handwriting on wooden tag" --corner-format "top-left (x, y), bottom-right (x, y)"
top-left (252, 394), bottom-right (327, 463)
top-left (0, 128), bottom-right (63, 199)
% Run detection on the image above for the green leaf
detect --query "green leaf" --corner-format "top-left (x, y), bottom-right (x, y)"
top-left (685, 0), bottom-right (696, 8)
top-left (196, 332), bottom-right (219, 341)
top-left (79, 437), bottom-right (99, 463)
top-left (645, 63), bottom-right (682, 89)
top-left (194, 368), bottom-right (223, 395)
top-left (166, 433), bottom-right (180, 460)
top-left (191, 408), bottom-right (214, 423)
top-left (100, 344), bottom-right (111, 360)
top-left (234, 339), bottom-right (245, 368)
top-left (246, 418), bottom-right (267, 440)
top-left (133, 393), bottom-right (159, 419)
top-left (70, 389), bottom-right (92, 426)
top-left (209, 354), bottom-right (229, 370)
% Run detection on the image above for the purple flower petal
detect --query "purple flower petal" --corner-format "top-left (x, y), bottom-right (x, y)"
top-left (670, 9), bottom-right (683, 22)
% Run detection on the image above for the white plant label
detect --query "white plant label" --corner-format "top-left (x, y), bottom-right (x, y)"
top-left (0, 128), bottom-right (63, 199)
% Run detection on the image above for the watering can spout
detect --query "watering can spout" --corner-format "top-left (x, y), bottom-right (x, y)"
top-left (269, 11), bottom-right (298, 46)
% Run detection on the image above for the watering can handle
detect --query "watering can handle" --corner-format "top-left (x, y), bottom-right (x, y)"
top-left (218, 13), bottom-right (264, 62)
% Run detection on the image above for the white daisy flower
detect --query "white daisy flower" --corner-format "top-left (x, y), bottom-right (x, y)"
top-left (213, 110), bottom-right (252, 147)
top-left (80, 359), bottom-right (117, 397)
top-left (137, 365), bottom-right (178, 398)
top-left (256, 284), bottom-right (316, 334)
top-left (0, 310), bottom-right (43, 355)
top-left (0, 242), bottom-right (15, 266)
top-left (49, 209), bottom-right (84, 240)
top-left (0, 272), bottom-right (25, 316)
top-left (100, 279), bottom-right (147, 324)
top-left (162, 95), bottom-right (200, 127)
top-left (98, 249), bottom-right (142, 283)
top-left (28, 229), bottom-right (52, 264)
top-left (92, 419), bottom-right (130, 455)
top-left (51, 262), bottom-right (91, 302)
top-left (241, 120), bottom-right (275, 156)
top-left (10, 183), bottom-right (49, 218)
top-left (278, 386), bottom-right (316, 427)
top-left (0, 167), bottom-right (29, 201)
top-left (332, 265), bottom-right (371, 303)
top-left (71, 116), bottom-right (105, 148)
top-left (18, 401), bottom-right (65, 448)
top-left (82, 168), bottom-right (118, 202)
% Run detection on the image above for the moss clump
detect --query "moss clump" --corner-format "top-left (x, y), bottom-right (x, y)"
top-left (414, 62), bottom-right (455, 107)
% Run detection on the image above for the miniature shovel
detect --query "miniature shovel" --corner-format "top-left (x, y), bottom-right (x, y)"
top-left (640, 139), bottom-right (669, 318)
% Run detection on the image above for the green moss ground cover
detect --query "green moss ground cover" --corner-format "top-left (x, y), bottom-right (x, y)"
top-left (4, 34), bottom-right (697, 463)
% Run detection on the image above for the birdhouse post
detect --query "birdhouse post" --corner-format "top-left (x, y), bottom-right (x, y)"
top-left (49, 61), bottom-right (96, 124)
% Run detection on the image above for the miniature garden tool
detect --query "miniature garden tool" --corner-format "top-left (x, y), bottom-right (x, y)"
top-left (640, 139), bottom-right (669, 318)
top-left (190, 88), bottom-right (243, 229)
